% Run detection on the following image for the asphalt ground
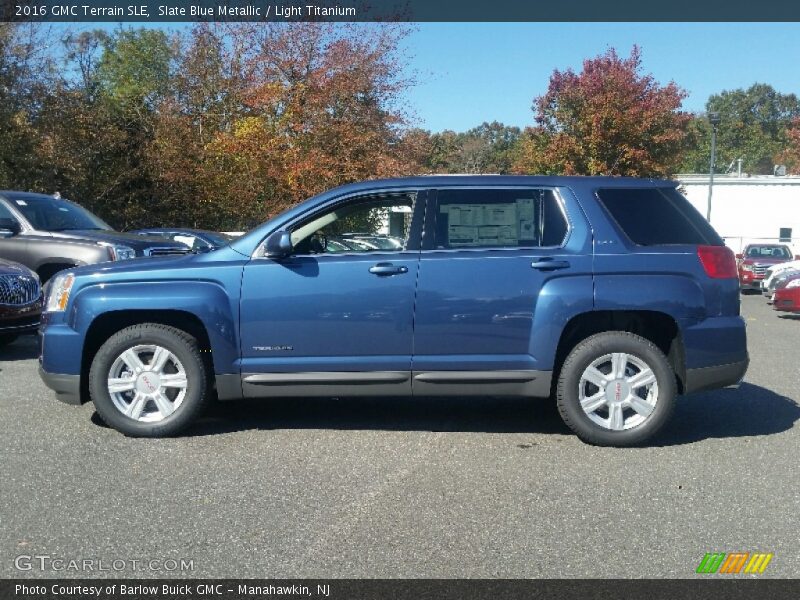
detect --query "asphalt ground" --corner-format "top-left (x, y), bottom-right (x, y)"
top-left (1, 293), bottom-right (798, 578)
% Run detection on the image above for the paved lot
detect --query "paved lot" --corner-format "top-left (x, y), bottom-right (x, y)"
top-left (1, 294), bottom-right (798, 579)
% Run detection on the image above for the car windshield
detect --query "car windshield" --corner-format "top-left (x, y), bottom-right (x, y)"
top-left (746, 245), bottom-right (791, 258)
top-left (7, 194), bottom-right (111, 232)
top-left (202, 232), bottom-right (234, 247)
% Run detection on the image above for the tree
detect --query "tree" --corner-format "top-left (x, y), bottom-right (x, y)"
top-left (419, 122), bottom-right (521, 174)
top-left (513, 46), bottom-right (690, 177)
top-left (777, 118), bottom-right (800, 174)
top-left (174, 23), bottom-right (420, 228)
top-left (680, 84), bottom-right (800, 175)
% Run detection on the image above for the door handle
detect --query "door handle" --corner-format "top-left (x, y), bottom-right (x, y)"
top-left (369, 263), bottom-right (408, 276)
top-left (531, 258), bottom-right (570, 270)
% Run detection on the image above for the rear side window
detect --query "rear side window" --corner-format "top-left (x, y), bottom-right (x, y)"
top-left (596, 187), bottom-right (721, 246)
top-left (434, 188), bottom-right (568, 249)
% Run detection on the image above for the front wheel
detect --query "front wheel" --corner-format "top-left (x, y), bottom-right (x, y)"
top-left (89, 324), bottom-right (209, 437)
top-left (556, 332), bottom-right (676, 447)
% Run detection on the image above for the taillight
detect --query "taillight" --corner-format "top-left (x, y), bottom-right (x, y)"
top-left (697, 245), bottom-right (737, 279)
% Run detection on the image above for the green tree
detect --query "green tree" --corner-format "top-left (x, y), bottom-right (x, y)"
top-left (419, 122), bottom-right (521, 174)
top-left (681, 84), bottom-right (800, 175)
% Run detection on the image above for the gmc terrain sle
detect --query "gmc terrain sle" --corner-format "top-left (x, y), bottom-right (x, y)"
top-left (38, 176), bottom-right (748, 446)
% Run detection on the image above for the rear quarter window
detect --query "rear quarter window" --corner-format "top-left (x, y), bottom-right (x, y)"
top-left (596, 187), bottom-right (722, 246)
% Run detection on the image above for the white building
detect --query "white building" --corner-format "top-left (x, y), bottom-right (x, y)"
top-left (678, 174), bottom-right (800, 255)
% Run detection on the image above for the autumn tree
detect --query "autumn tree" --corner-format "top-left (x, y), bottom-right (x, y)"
top-left (156, 23), bottom-right (420, 228)
top-left (777, 118), bottom-right (800, 174)
top-left (514, 46), bottom-right (690, 177)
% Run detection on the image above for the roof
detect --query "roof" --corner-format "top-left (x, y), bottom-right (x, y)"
top-left (326, 175), bottom-right (677, 190)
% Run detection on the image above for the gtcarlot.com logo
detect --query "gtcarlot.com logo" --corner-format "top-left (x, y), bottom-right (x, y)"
top-left (13, 554), bottom-right (194, 573)
top-left (696, 552), bottom-right (773, 574)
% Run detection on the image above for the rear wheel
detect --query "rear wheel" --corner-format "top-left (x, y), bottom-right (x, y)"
top-left (556, 331), bottom-right (676, 447)
top-left (89, 323), bottom-right (209, 437)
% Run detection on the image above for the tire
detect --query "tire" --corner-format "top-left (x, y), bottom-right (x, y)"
top-left (0, 334), bottom-right (18, 348)
top-left (556, 331), bottom-right (676, 447)
top-left (89, 323), bottom-right (209, 437)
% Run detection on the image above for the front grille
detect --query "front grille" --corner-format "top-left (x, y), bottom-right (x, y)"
top-left (753, 264), bottom-right (771, 277)
top-left (0, 274), bottom-right (40, 306)
top-left (145, 247), bottom-right (190, 257)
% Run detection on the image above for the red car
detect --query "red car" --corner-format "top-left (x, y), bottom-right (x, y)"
top-left (773, 272), bottom-right (800, 313)
top-left (736, 244), bottom-right (797, 291)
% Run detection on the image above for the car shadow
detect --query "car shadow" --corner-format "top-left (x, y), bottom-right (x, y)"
top-left (0, 334), bottom-right (39, 363)
top-left (90, 381), bottom-right (800, 445)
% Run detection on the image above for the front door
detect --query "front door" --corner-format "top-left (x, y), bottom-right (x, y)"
top-left (238, 191), bottom-right (425, 397)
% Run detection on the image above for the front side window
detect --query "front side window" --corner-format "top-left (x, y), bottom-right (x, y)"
top-left (433, 188), bottom-right (568, 249)
top-left (290, 194), bottom-right (415, 255)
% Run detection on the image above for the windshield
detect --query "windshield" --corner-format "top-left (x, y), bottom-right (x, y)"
top-left (746, 245), bottom-right (791, 259)
top-left (6, 194), bottom-right (111, 232)
top-left (202, 231), bottom-right (234, 247)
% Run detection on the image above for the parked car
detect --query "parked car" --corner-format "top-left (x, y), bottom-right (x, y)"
top-left (0, 191), bottom-right (190, 282)
top-left (340, 233), bottom-right (405, 250)
top-left (761, 259), bottom-right (800, 296)
top-left (736, 244), bottom-right (796, 292)
top-left (131, 228), bottom-right (234, 253)
top-left (773, 275), bottom-right (800, 314)
top-left (0, 258), bottom-right (41, 347)
top-left (38, 176), bottom-right (748, 446)
top-left (763, 267), bottom-right (800, 302)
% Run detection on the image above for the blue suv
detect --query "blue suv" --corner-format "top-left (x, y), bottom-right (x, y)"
top-left (38, 176), bottom-right (748, 446)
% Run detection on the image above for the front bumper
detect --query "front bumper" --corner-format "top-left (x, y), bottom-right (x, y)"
top-left (38, 365), bottom-right (83, 405)
top-left (739, 277), bottom-right (764, 290)
top-left (0, 302), bottom-right (41, 335)
top-left (684, 358), bottom-right (749, 394)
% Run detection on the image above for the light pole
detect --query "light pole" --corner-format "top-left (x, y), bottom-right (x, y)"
top-left (706, 112), bottom-right (721, 222)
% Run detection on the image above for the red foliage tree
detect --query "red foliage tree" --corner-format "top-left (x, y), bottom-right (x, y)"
top-left (514, 46), bottom-right (690, 177)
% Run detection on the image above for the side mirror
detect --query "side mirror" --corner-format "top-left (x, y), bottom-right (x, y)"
top-left (264, 230), bottom-right (293, 259)
top-left (735, 253), bottom-right (743, 260)
top-left (0, 218), bottom-right (20, 238)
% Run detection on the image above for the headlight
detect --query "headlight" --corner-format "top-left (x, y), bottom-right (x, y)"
top-left (786, 279), bottom-right (800, 289)
top-left (45, 272), bottom-right (75, 312)
top-left (106, 245), bottom-right (136, 261)
top-left (741, 264), bottom-right (754, 272)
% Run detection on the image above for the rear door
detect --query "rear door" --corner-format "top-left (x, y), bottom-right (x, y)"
top-left (411, 186), bottom-right (593, 396)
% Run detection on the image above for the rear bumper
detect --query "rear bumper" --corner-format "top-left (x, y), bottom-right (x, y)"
top-left (684, 358), bottom-right (749, 394)
top-left (38, 365), bottom-right (83, 406)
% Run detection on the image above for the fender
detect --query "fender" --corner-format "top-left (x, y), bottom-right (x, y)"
top-left (529, 275), bottom-right (595, 370)
top-left (68, 280), bottom-right (240, 375)
top-left (593, 273), bottom-right (706, 326)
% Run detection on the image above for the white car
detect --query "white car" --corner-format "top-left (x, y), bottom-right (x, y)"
top-left (762, 259), bottom-right (800, 294)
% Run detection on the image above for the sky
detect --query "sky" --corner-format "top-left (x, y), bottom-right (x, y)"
top-left (54, 21), bottom-right (800, 132)
top-left (406, 23), bottom-right (800, 131)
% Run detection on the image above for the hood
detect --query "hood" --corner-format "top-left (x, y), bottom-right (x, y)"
top-left (0, 257), bottom-right (35, 276)
top-left (767, 259), bottom-right (800, 273)
top-left (741, 256), bottom-right (790, 265)
top-left (49, 230), bottom-right (189, 256)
